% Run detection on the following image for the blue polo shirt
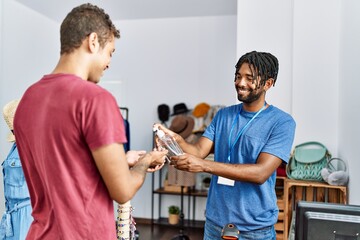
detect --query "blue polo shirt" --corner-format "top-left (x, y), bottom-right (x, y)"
top-left (203, 103), bottom-right (296, 231)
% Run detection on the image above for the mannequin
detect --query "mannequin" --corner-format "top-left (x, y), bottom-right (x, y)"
top-left (0, 100), bottom-right (32, 240)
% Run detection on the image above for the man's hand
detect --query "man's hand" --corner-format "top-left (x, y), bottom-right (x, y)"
top-left (135, 149), bottom-right (167, 172)
top-left (126, 150), bottom-right (146, 167)
top-left (153, 123), bottom-right (184, 145)
top-left (169, 153), bottom-right (205, 173)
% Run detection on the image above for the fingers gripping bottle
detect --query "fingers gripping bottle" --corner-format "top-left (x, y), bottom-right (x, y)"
top-left (153, 126), bottom-right (183, 157)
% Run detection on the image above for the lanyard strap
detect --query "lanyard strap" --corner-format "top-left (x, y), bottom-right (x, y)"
top-left (227, 103), bottom-right (266, 162)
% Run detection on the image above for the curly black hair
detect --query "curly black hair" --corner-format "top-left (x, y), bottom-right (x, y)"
top-left (235, 51), bottom-right (279, 88)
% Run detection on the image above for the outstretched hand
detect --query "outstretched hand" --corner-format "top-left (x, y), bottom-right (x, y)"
top-left (169, 153), bottom-right (205, 173)
top-left (153, 123), bottom-right (184, 144)
top-left (144, 149), bottom-right (168, 172)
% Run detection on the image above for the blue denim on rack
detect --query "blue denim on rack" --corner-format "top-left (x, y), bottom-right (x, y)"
top-left (0, 143), bottom-right (32, 240)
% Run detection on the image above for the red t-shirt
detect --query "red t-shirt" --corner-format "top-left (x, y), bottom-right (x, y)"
top-left (14, 74), bottom-right (127, 240)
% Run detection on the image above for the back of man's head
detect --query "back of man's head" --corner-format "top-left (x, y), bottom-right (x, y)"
top-left (60, 3), bottom-right (120, 55)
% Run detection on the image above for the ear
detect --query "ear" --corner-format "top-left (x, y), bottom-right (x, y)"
top-left (264, 78), bottom-right (274, 91)
top-left (87, 32), bottom-right (99, 53)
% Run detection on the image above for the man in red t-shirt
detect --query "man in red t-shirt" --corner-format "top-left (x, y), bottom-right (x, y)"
top-left (13, 4), bottom-right (167, 239)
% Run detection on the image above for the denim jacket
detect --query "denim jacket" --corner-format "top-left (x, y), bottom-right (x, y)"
top-left (0, 143), bottom-right (31, 239)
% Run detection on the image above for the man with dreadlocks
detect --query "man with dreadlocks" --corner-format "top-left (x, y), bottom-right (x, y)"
top-left (155, 51), bottom-right (296, 239)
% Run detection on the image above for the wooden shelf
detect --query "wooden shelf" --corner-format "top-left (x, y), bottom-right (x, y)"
top-left (151, 168), bottom-right (208, 230)
top-left (276, 232), bottom-right (284, 240)
top-left (153, 188), bottom-right (208, 197)
top-left (282, 178), bottom-right (347, 240)
top-left (275, 177), bottom-right (286, 240)
top-left (152, 217), bottom-right (205, 229)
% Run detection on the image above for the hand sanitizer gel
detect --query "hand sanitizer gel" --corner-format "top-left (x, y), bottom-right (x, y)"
top-left (153, 126), bottom-right (183, 157)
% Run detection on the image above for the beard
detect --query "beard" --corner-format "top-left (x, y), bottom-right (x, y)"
top-left (236, 87), bottom-right (263, 103)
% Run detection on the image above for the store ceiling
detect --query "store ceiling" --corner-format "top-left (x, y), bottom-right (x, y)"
top-left (14, 0), bottom-right (237, 22)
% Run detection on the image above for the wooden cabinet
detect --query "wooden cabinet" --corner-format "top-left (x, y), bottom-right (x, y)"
top-left (275, 176), bottom-right (287, 240)
top-left (278, 178), bottom-right (347, 240)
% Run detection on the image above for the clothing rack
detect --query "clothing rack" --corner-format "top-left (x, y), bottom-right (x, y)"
top-left (119, 107), bottom-right (130, 153)
top-left (120, 107), bottom-right (129, 120)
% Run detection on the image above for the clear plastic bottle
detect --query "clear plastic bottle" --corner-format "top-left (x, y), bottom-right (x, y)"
top-left (153, 126), bottom-right (183, 157)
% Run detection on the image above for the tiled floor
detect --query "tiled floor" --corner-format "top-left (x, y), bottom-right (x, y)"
top-left (135, 221), bottom-right (204, 240)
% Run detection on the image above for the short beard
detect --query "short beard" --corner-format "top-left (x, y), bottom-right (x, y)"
top-left (237, 89), bottom-right (263, 103)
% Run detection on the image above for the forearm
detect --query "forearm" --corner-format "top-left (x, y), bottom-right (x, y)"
top-left (110, 160), bottom-right (150, 204)
top-left (204, 161), bottom-right (267, 184)
top-left (128, 161), bottom-right (150, 189)
top-left (178, 140), bottom-right (201, 156)
top-left (114, 151), bottom-right (166, 203)
top-left (204, 153), bottom-right (283, 184)
top-left (178, 136), bottom-right (212, 159)
top-left (92, 144), bottom-right (161, 204)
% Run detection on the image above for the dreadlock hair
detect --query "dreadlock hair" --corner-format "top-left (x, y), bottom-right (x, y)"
top-left (235, 51), bottom-right (279, 88)
top-left (60, 3), bottom-right (120, 55)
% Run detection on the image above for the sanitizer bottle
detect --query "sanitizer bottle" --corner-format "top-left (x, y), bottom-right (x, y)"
top-left (153, 126), bottom-right (183, 157)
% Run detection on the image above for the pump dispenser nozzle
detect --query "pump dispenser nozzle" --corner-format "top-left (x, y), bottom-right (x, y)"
top-left (153, 126), bottom-right (183, 157)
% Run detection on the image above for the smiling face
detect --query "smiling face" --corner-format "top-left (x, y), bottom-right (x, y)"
top-left (234, 63), bottom-right (266, 104)
top-left (88, 36), bottom-right (116, 84)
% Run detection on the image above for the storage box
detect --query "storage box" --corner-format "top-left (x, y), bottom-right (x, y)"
top-left (282, 179), bottom-right (347, 240)
top-left (163, 180), bottom-right (188, 193)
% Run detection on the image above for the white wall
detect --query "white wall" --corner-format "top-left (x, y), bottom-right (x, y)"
top-left (338, 0), bottom-right (360, 204)
top-left (0, 0), bottom-right (59, 154)
top-left (237, 0), bottom-right (340, 152)
top-left (292, 0), bottom-right (340, 153)
top-left (0, 0), bottom-right (237, 219)
top-left (0, 0), bottom-right (59, 214)
top-left (237, 0), bottom-right (294, 115)
top-left (110, 16), bottom-right (237, 220)
top-left (236, 0), bottom-right (358, 205)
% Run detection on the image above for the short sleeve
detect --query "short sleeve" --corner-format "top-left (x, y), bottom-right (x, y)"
top-left (261, 117), bottom-right (296, 163)
top-left (82, 92), bottom-right (127, 150)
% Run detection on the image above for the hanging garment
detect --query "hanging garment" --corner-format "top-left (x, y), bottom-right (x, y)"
top-left (123, 119), bottom-right (130, 152)
top-left (120, 108), bottom-right (130, 152)
top-left (0, 143), bottom-right (32, 240)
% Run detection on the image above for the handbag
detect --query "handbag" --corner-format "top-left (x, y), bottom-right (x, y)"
top-left (286, 141), bottom-right (331, 181)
